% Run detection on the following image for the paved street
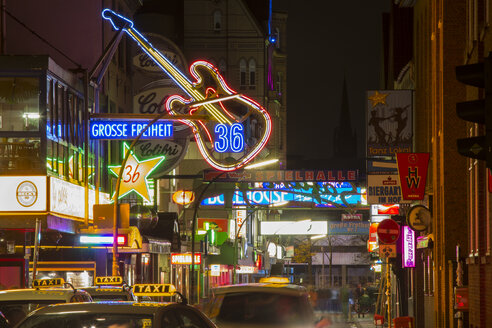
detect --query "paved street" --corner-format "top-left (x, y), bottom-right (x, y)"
top-left (317, 313), bottom-right (375, 328)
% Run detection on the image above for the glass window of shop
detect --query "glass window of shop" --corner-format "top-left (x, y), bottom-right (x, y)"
top-left (0, 77), bottom-right (40, 131)
top-left (46, 76), bottom-right (86, 182)
top-left (0, 76), bottom-right (42, 171)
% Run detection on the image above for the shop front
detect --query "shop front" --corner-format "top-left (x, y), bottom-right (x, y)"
top-left (0, 175), bottom-right (110, 288)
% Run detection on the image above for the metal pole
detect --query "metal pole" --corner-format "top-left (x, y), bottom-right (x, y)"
top-left (190, 171), bottom-right (227, 304)
top-left (82, 70), bottom-right (90, 227)
top-left (32, 218), bottom-right (41, 281)
top-left (111, 111), bottom-right (180, 275)
top-left (386, 261), bottom-right (392, 328)
top-left (329, 237), bottom-right (333, 287)
top-left (321, 245), bottom-right (325, 288)
top-left (24, 231), bottom-right (30, 287)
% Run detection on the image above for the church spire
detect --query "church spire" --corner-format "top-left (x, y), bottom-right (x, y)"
top-left (334, 76), bottom-right (357, 158)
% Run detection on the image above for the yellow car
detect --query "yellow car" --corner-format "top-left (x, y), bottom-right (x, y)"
top-left (0, 278), bottom-right (92, 327)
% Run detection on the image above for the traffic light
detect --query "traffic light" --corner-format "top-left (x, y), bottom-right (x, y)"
top-left (455, 54), bottom-right (492, 168)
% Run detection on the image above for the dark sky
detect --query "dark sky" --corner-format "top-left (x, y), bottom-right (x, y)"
top-left (279, 1), bottom-right (390, 165)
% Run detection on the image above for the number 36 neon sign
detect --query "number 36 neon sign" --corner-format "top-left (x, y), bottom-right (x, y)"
top-left (214, 123), bottom-right (244, 153)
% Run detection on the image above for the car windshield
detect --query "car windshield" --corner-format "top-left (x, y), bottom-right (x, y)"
top-left (0, 301), bottom-right (57, 326)
top-left (216, 292), bottom-right (314, 325)
top-left (18, 313), bottom-right (153, 328)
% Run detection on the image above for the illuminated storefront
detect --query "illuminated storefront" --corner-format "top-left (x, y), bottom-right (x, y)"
top-left (0, 56), bottom-right (112, 287)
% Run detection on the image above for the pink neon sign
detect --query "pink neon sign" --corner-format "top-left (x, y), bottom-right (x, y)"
top-left (402, 226), bottom-right (415, 268)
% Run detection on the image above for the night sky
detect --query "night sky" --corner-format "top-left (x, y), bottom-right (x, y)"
top-left (280, 1), bottom-right (390, 166)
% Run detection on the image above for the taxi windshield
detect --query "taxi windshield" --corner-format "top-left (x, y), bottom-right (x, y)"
top-left (18, 313), bottom-right (153, 328)
top-left (90, 295), bottom-right (131, 301)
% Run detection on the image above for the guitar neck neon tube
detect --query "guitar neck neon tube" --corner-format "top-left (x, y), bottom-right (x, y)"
top-left (102, 9), bottom-right (272, 171)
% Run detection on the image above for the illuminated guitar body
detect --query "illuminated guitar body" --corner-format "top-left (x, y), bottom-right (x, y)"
top-left (103, 9), bottom-right (272, 171)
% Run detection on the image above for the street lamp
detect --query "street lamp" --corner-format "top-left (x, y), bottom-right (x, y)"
top-left (244, 158), bottom-right (279, 169)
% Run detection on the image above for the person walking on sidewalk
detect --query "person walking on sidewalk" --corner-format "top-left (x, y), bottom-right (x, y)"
top-left (354, 284), bottom-right (364, 318)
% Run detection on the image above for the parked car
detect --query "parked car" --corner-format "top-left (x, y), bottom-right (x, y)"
top-left (15, 284), bottom-right (216, 328)
top-left (0, 278), bottom-right (92, 327)
top-left (205, 277), bottom-right (317, 328)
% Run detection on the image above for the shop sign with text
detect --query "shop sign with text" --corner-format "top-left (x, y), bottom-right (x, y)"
top-left (396, 152), bottom-right (430, 200)
top-left (260, 221), bottom-right (328, 235)
top-left (366, 90), bottom-right (413, 156)
top-left (204, 169), bottom-right (358, 182)
top-left (202, 182), bottom-right (364, 208)
top-left (367, 175), bottom-right (411, 204)
top-left (328, 221), bottom-right (370, 235)
top-left (171, 253), bottom-right (201, 265)
top-left (402, 226), bottom-right (415, 268)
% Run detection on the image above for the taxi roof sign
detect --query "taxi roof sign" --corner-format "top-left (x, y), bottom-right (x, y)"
top-left (133, 284), bottom-right (176, 297)
top-left (259, 277), bottom-right (290, 284)
top-left (32, 278), bottom-right (65, 288)
top-left (95, 276), bottom-right (123, 285)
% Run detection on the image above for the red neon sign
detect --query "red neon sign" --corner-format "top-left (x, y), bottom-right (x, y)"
top-left (102, 10), bottom-right (272, 172)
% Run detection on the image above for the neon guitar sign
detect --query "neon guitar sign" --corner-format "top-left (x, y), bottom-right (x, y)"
top-left (102, 9), bottom-right (272, 171)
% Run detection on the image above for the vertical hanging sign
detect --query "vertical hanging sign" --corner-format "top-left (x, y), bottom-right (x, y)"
top-left (402, 226), bottom-right (415, 268)
top-left (396, 153), bottom-right (430, 200)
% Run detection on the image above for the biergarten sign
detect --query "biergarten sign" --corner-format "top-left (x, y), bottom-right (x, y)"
top-left (367, 174), bottom-right (411, 204)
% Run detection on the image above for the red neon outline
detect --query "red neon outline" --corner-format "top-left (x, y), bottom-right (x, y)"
top-left (164, 60), bottom-right (272, 171)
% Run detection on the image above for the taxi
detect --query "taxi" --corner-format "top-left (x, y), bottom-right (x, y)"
top-left (204, 277), bottom-right (316, 328)
top-left (82, 276), bottom-right (137, 301)
top-left (15, 284), bottom-right (216, 328)
top-left (0, 278), bottom-right (92, 327)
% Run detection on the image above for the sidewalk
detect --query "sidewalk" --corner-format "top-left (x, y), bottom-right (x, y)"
top-left (350, 314), bottom-right (375, 328)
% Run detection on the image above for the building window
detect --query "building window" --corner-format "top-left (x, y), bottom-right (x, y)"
top-left (248, 59), bottom-right (256, 89)
top-left (219, 59), bottom-right (227, 76)
top-left (276, 72), bottom-right (283, 96)
top-left (240, 59), bottom-right (247, 88)
top-left (274, 27), bottom-right (280, 48)
top-left (0, 77), bottom-right (40, 132)
top-left (214, 11), bottom-right (222, 31)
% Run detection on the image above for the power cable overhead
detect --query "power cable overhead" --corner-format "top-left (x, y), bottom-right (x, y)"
top-left (4, 8), bottom-right (82, 68)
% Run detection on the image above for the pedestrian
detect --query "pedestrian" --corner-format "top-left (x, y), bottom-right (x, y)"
top-left (340, 285), bottom-right (349, 320)
top-left (354, 284), bottom-right (364, 318)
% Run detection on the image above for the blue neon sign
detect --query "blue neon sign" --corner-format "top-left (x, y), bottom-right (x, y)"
top-left (214, 123), bottom-right (244, 153)
top-left (90, 120), bottom-right (173, 140)
top-left (201, 182), bottom-right (364, 207)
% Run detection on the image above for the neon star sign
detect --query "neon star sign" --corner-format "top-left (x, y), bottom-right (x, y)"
top-left (102, 9), bottom-right (272, 171)
top-left (109, 143), bottom-right (165, 203)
